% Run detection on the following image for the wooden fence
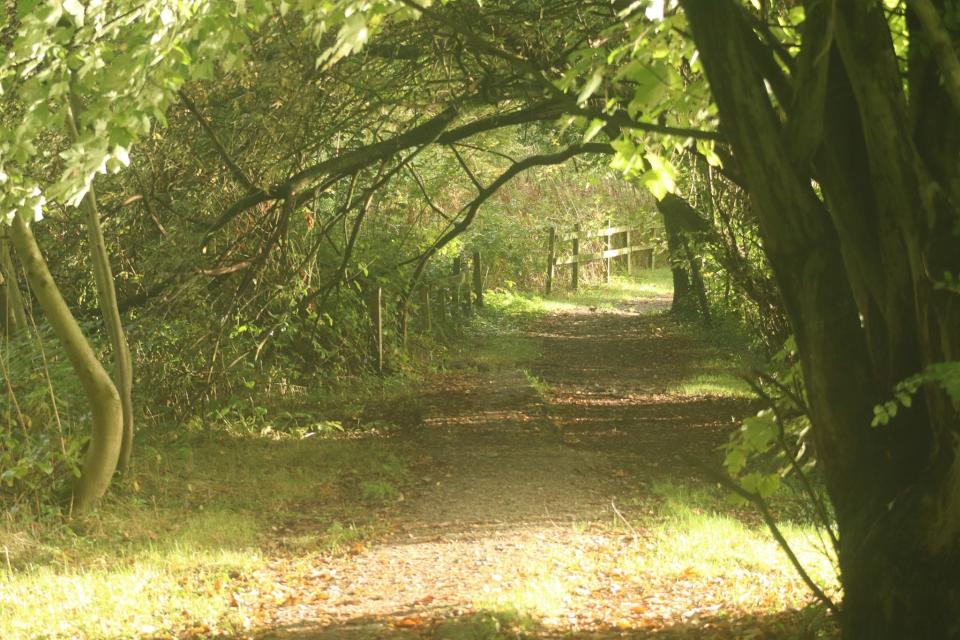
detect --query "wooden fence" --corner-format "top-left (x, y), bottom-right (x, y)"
top-left (368, 220), bottom-right (653, 371)
top-left (368, 251), bottom-right (483, 373)
top-left (545, 221), bottom-right (654, 293)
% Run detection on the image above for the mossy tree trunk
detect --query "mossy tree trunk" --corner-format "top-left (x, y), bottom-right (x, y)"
top-left (7, 215), bottom-right (122, 513)
top-left (681, 1), bottom-right (960, 636)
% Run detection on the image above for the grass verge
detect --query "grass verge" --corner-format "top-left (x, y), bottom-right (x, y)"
top-left (0, 427), bottom-right (411, 639)
top-left (473, 480), bottom-right (837, 637)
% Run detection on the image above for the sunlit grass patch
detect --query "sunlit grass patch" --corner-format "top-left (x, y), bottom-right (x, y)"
top-left (0, 543), bottom-right (261, 639)
top-left (644, 481), bottom-right (838, 604)
top-left (483, 269), bottom-right (674, 323)
top-left (482, 288), bottom-right (581, 319)
top-left (0, 429), bottom-right (411, 639)
top-left (473, 481), bottom-right (836, 634)
top-left (674, 371), bottom-right (754, 398)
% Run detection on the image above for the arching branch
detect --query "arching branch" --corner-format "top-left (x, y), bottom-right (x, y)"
top-left (400, 142), bottom-right (613, 312)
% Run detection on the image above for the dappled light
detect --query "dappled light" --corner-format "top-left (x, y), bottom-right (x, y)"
top-left (1, 277), bottom-right (838, 638)
top-left (4, 0), bottom-right (958, 637)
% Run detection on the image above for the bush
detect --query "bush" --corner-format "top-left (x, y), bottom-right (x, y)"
top-left (0, 327), bottom-right (87, 512)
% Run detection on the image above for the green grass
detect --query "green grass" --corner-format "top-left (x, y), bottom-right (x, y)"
top-left (674, 371), bottom-right (755, 398)
top-left (521, 369), bottom-right (550, 397)
top-left (672, 319), bottom-right (763, 399)
top-left (0, 428), bottom-right (411, 639)
top-left (646, 481), bottom-right (837, 586)
top-left (475, 480), bottom-right (837, 630)
top-left (482, 269), bottom-right (674, 323)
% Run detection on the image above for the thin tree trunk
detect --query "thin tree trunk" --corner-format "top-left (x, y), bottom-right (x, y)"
top-left (7, 214), bottom-right (122, 512)
top-left (68, 86), bottom-right (135, 473)
top-left (683, 241), bottom-right (711, 326)
top-left (658, 194), bottom-right (711, 321)
top-left (79, 188), bottom-right (135, 473)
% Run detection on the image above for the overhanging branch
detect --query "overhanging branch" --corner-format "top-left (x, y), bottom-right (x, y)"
top-left (400, 141), bottom-right (613, 311)
top-left (210, 101), bottom-right (566, 238)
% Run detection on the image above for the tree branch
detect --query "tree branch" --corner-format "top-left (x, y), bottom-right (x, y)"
top-left (907, 0), bottom-right (960, 114)
top-left (400, 142), bottom-right (612, 309)
top-left (179, 89), bottom-right (262, 194)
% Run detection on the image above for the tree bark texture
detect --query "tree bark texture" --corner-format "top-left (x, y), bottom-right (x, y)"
top-left (7, 215), bottom-right (122, 513)
top-left (680, 1), bottom-right (960, 637)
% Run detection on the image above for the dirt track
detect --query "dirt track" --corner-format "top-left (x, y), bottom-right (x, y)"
top-left (256, 292), bottom-right (769, 639)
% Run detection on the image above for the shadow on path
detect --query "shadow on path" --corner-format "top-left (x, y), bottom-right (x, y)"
top-left (248, 293), bottom-right (781, 639)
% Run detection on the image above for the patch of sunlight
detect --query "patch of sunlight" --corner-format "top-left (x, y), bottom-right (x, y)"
top-left (0, 547), bottom-right (260, 639)
top-left (637, 481), bottom-right (839, 611)
top-left (484, 288), bottom-right (581, 318)
top-left (476, 573), bottom-right (571, 621)
top-left (0, 434), bottom-right (411, 639)
top-left (674, 372), bottom-right (754, 398)
top-left (484, 268), bottom-right (674, 321)
top-left (548, 270), bottom-right (674, 309)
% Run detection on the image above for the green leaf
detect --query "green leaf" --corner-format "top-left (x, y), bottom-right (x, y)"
top-left (577, 66), bottom-right (605, 105)
top-left (642, 152), bottom-right (677, 199)
top-left (583, 118), bottom-right (606, 143)
top-left (62, 0), bottom-right (85, 26)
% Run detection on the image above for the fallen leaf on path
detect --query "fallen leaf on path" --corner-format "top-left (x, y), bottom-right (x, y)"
top-left (395, 616), bottom-right (422, 628)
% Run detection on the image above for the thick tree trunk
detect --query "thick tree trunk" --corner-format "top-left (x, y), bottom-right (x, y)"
top-left (681, 1), bottom-right (960, 636)
top-left (658, 194), bottom-right (710, 322)
top-left (7, 215), bottom-right (122, 513)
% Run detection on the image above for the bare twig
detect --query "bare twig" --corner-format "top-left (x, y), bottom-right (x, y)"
top-left (179, 89), bottom-right (262, 194)
top-left (702, 463), bottom-right (840, 616)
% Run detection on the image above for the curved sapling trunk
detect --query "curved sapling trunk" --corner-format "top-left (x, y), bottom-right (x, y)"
top-left (67, 87), bottom-right (135, 473)
top-left (7, 215), bottom-right (122, 512)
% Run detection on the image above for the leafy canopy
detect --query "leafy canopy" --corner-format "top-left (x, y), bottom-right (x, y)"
top-left (0, 0), bottom-right (424, 224)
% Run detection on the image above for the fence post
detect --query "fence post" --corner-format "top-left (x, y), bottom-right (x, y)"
top-left (604, 219), bottom-right (612, 283)
top-left (400, 298), bottom-right (408, 348)
top-left (572, 222), bottom-right (580, 291)
top-left (626, 228), bottom-right (633, 275)
top-left (545, 226), bottom-right (555, 295)
top-left (472, 250), bottom-right (483, 307)
top-left (453, 257), bottom-right (463, 313)
top-left (373, 286), bottom-right (384, 374)
top-left (422, 286), bottom-right (432, 331)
